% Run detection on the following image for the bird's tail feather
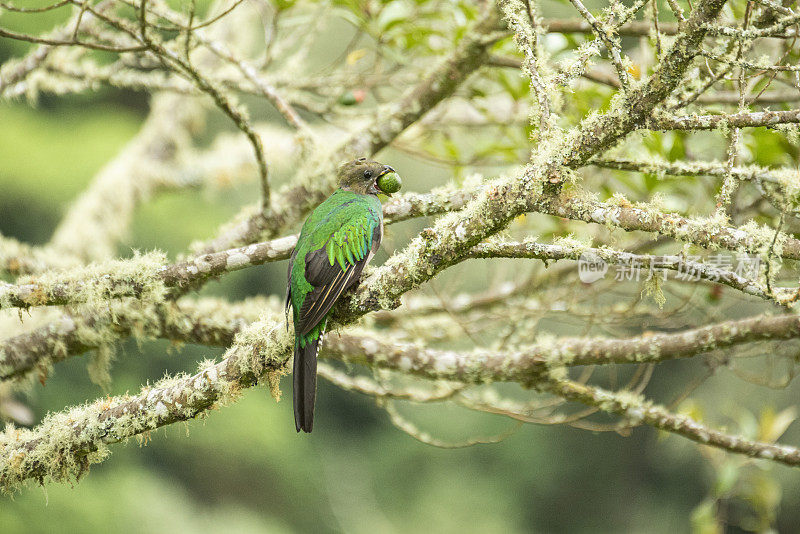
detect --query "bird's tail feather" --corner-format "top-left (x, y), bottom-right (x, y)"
top-left (293, 335), bottom-right (321, 433)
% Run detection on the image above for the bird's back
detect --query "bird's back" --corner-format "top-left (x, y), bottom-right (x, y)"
top-left (289, 189), bottom-right (382, 317)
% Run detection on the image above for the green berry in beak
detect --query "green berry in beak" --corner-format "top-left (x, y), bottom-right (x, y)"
top-left (377, 171), bottom-right (402, 195)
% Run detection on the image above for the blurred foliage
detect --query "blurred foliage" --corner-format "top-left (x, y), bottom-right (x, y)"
top-left (3, 0), bottom-right (800, 532)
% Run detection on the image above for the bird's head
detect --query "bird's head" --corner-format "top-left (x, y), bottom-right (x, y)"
top-left (337, 158), bottom-right (399, 197)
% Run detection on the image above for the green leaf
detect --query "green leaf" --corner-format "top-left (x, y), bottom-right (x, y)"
top-left (377, 0), bottom-right (412, 32)
top-left (690, 500), bottom-right (722, 534)
top-left (713, 461), bottom-right (739, 496)
top-left (759, 406), bottom-right (797, 443)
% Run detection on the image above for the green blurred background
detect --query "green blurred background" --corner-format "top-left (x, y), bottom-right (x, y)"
top-left (3, 1), bottom-right (800, 532)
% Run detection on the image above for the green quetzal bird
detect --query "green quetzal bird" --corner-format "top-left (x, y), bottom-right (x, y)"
top-left (286, 158), bottom-right (401, 432)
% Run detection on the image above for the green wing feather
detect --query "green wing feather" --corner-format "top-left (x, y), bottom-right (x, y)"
top-left (326, 216), bottom-right (375, 271)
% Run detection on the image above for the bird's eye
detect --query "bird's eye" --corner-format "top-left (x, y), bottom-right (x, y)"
top-left (363, 170), bottom-right (373, 179)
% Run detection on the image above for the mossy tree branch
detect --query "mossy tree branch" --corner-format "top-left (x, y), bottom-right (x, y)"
top-left (7, 308), bottom-right (800, 491)
top-left (0, 184), bottom-right (479, 311)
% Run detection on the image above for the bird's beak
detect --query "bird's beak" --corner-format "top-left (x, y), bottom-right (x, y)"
top-left (375, 166), bottom-right (395, 197)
